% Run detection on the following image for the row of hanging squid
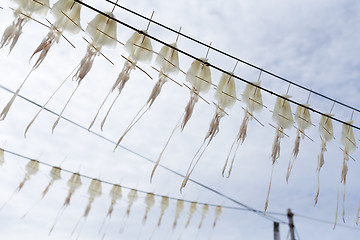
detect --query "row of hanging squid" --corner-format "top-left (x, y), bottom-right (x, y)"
top-left (0, 0), bottom-right (359, 228)
top-left (0, 149), bottom-right (223, 239)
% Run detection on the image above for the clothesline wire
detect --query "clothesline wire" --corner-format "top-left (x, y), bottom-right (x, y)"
top-left (103, 0), bottom-right (360, 115)
top-left (74, 0), bottom-right (360, 131)
top-left (3, 147), bottom-right (360, 231)
top-left (0, 84), bottom-right (286, 224)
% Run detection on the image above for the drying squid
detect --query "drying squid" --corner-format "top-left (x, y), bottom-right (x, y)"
top-left (120, 188), bottom-right (138, 232)
top-left (198, 203), bottom-right (209, 229)
top-left (286, 104), bottom-right (312, 182)
top-left (21, 166), bottom-right (62, 219)
top-left (71, 178), bottom-right (102, 239)
top-left (113, 38), bottom-right (180, 150)
top-left (173, 199), bottom-right (184, 230)
top-left (314, 114), bottom-right (334, 205)
top-left (265, 94), bottom-right (293, 212)
top-left (185, 201), bottom-right (197, 228)
top-left (88, 14), bottom-right (154, 131)
top-left (1, 0), bottom-right (49, 53)
top-left (334, 120), bottom-right (356, 227)
top-left (157, 195), bottom-right (169, 227)
top-left (212, 205), bottom-right (222, 228)
top-left (0, 159), bottom-right (39, 211)
top-left (143, 192), bottom-right (155, 224)
top-left (150, 56), bottom-right (212, 183)
top-left (52, 11), bottom-right (118, 132)
top-left (0, 148), bottom-right (4, 166)
top-left (223, 80), bottom-right (263, 178)
top-left (49, 172), bottom-right (82, 234)
top-left (99, 184), bottom-right (122, 237)
top-left (0, 0), bottom-right (81, 121)
top-left (180, 70), bottom-right (237, 192)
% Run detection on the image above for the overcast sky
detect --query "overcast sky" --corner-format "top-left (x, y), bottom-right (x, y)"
top-left (0, 0), bottom-right (360, 239)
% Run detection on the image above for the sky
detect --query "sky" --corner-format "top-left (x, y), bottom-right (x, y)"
top-left (0, 0), bottom-right (360, 239)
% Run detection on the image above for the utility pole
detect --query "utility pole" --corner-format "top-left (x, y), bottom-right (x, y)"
top-left (273, 222), bottom-right (280, 240)
top-left (287, 208), bottom-right (295, 240)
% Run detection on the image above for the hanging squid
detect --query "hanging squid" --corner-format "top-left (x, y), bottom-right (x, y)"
top-left (286, 103), bottom-right (312, 182)
top-left (0, 148), bottom-right (4, 166)
top-left (198, 203), bottom-right (209, 229)
top-left (172, 199), bottom-right (184, 230)
top-left (21, 166), bottom-right (62, 219)
top-left (71, 178), bottom-right (102, 239)
top-left (88, 14), bottom-right (154, 131)
top-left (157, 195), bottom-right (169, 227)
top-left (212, 205), bottom-right (222, 228)
top-left (1, 0), bottom-right (49, 53)
top-left (314, 114), bottom-right (334, 205)
top-left (150, 56), bottom-right (212, 183)
top-left (49, 172), bottom-right (82, 234)
top-left (113, 36), bottom-right (180, 150)
top-left (184, 201), bottom-right (197, 228)
top-left (334, 119), bottom-right (356, 228)
top-left (265, 94), bottom-right (293, 212)
top-left (120, 188), bottom-right (138, 232)
top-left (142, 192), bottom-right (155, 224)
top-left (0, 159), bottom-right (39, 211)
top-left (180, 70), bottom-right (237, 192)
top-left (223, 80), bottom-right (263, 178)
top-left (0, 0), bottom-right (81, 121)
top-left (52, 11), bottom-right (118, 132)
top-left (99, 184), bottom-right (122, 237)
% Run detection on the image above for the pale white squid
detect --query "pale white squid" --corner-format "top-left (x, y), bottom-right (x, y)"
top-left (150, 56), bottom-right (212, 183)
top-left (157, 195), bottom-right (169, 227)
top-left (212, 205), bottom-right (222, 228)
top-left (113, 39), bottom-right (180, 150)
top-left (180, 70), bottom-right (237, 192)
top-left (71, 178), bottom-right (102, 239)
top-left (99, 184), bottom-right (122, 237)
top-left (286, 103), bottom-right (312, 182)
top-left (0, 148), bottom-right (4, 166)
top-left (143, 192), bottom-right (156, 224)
top-left (334, 119), bottom-right (356, 228)
top-left (198, 203), bottom-right (209, 229)
top-left (223, 80), bottom-right (263, 178)
top-left (0, 159), bottom-right (39, 211)
top-left (0, 0), bottom-right (81, 121)
top-left (120, 188), bottom-right (138, 233)
top-left (314, 113), bottom-right (334, 205)
top-left (49, 172), bottom-right (82, 234)
top-left (185, 201), bottom-right (197, 228)
top-left (52, 11), bottom-right (118, 132)
top-left (20, 166), bottom-right (62, 219)
top-left (1, 0), bottom-right (49, 53)
top-left (172, 199), bottom-right (185, 230)
top-left (265, 94), bottom-right (293, 212)
top-left (88, 15), bottom-right (154, 131)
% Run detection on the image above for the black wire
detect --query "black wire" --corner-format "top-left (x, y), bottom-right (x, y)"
top-left (104, 0), bottom-right (360, 115)
top-left (0, 84), bottom-right (287, 224)
top-left (75, 0), bottom-right (360, 131)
